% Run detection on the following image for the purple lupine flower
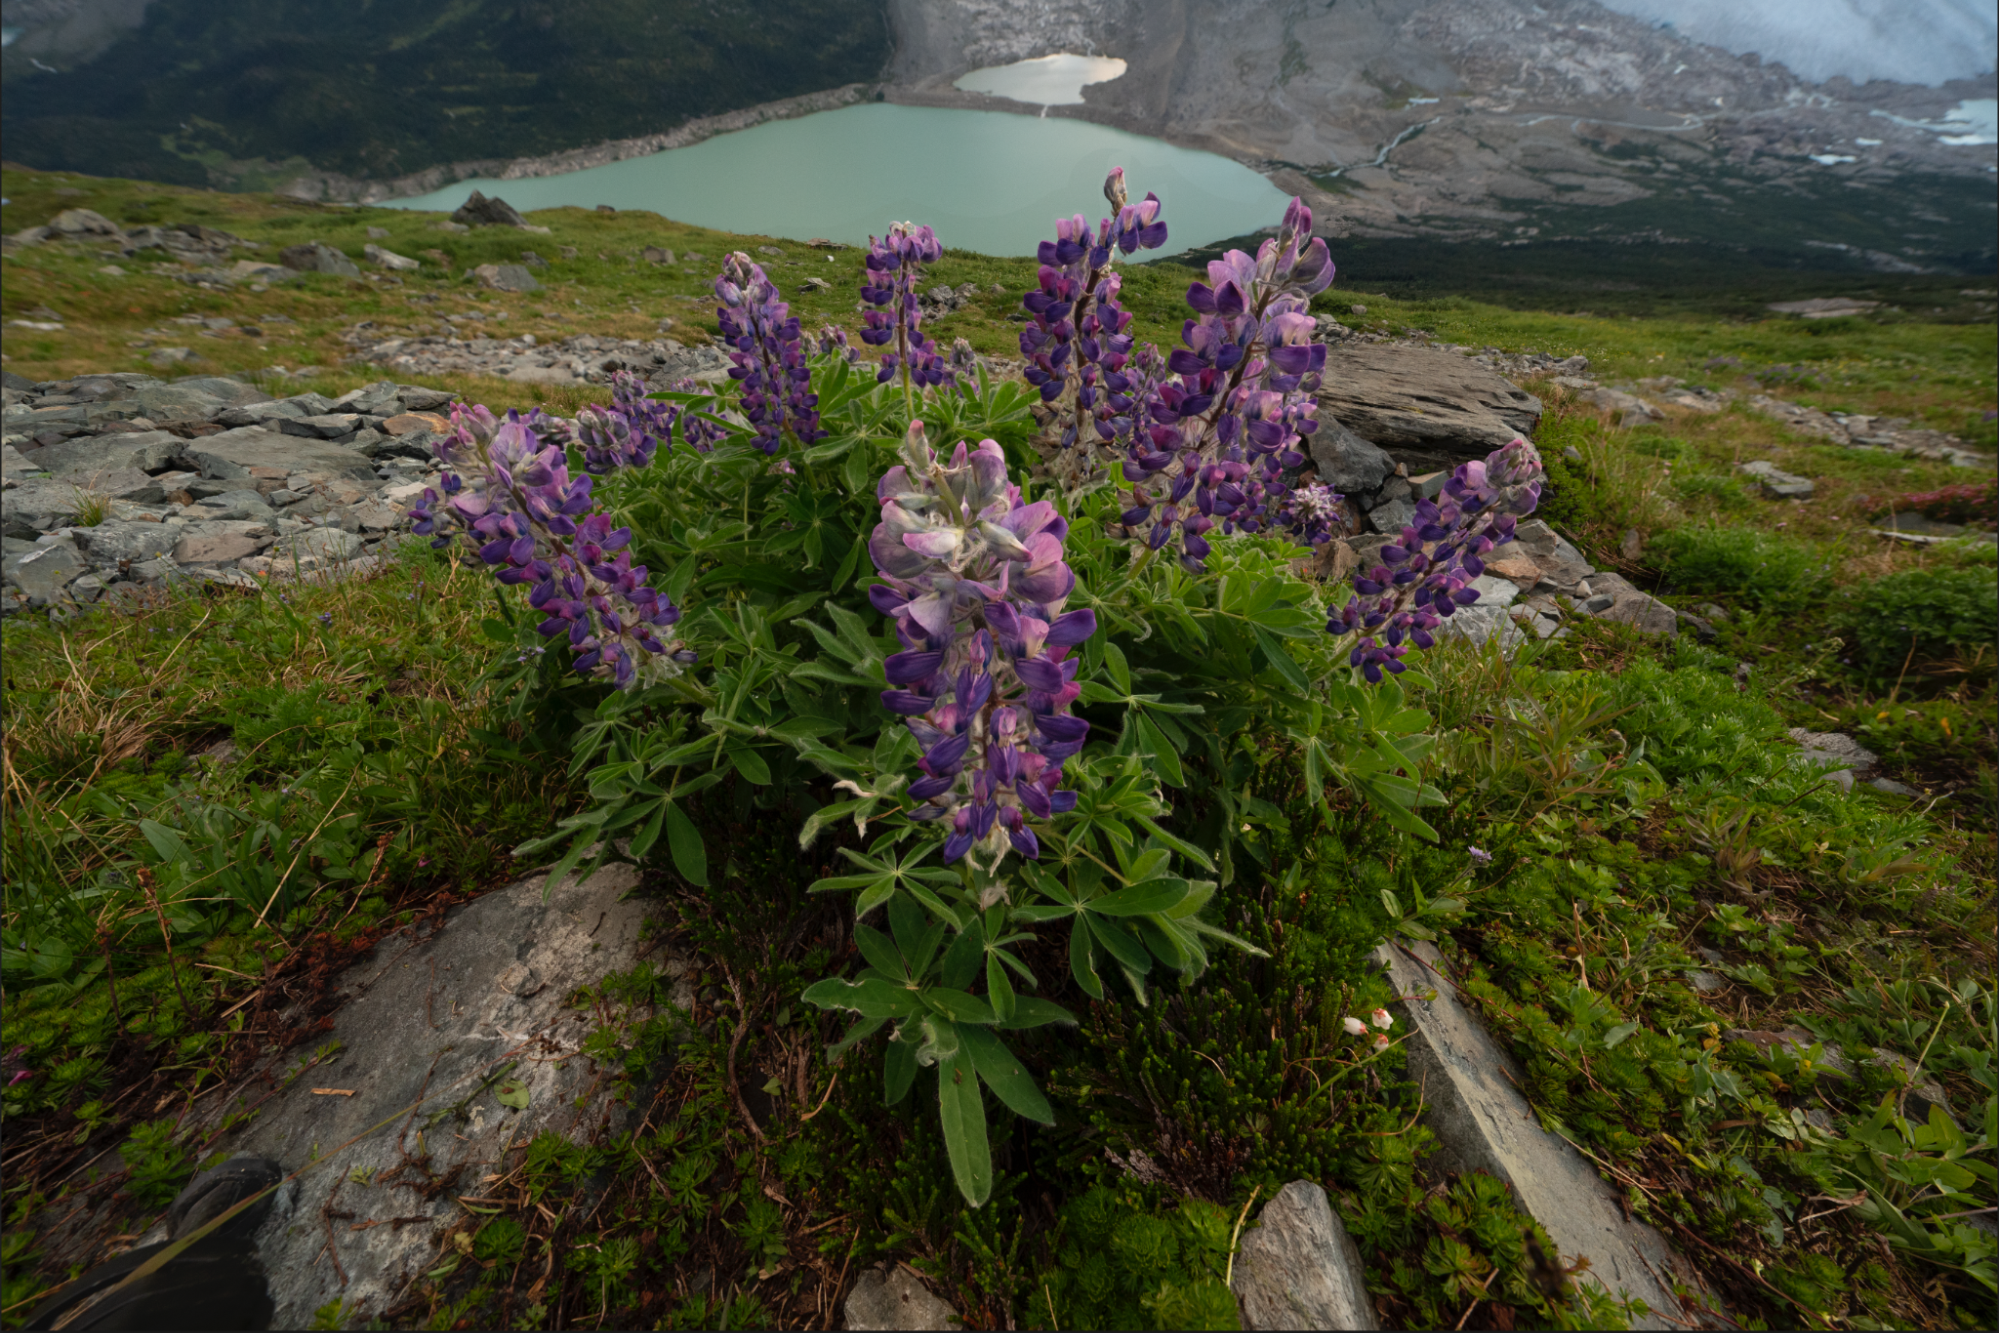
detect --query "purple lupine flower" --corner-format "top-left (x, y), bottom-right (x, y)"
top-left (1020, 168), bottom-right (1169, 453)
top-left (1325, 436), bottom-right (1544, 682)
top-left (716, 253), bottom-right (821, 453)
top-left (410, 404), bottom-right (696, 689)
top-left (867, 423), bottom-right (1095, 867)
top-left (1114, 197), bottom-right (1335, 569)
top-left (859, 223), bottom-right (953, 395)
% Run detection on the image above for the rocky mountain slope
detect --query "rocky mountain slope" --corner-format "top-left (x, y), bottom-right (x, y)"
top-left (0, 0), bottom-right (888, 190)
top-left (885, 0), bottom-right (1996, 268)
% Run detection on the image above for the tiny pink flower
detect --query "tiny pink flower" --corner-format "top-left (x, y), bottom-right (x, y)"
top-left (1372, 1032), bottom-right (1391, 1051)
top-left (1370, 1008), bottom-right (1393, 1030)
top-left (1342, 1016), bottom-right (1367, 1036)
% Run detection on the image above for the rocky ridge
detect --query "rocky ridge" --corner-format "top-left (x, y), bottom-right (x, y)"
top-left (1, 371), bottom-right (461, 613)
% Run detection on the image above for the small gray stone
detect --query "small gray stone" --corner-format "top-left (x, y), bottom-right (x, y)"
top-left (1436, 602), bottom-right (1526, 650)
top-left (279, 528), bottom-right (366, 565)
top-left (842, 1265), bottom-right (962, 1331)
top-left (70, 574), bottom-right (106, 603)
top-left (127, 556), bottom-right (185, 585)
top-left (173, 533), bottom-right (266, 565)
top-left (1231, 1181), bottom-right (1377, 1331)
top-left (1869, 777), bottom-right (1922, 798)
top-left (1737, 460), bottom-right (1815, 500)
top-left (1787, 730), bottom-right (1878, 775)
top-left (1469, 575), bottom-right (1519, 606)
top-left (1684, 970), bottom-right (1725, 993)
top-left (1365, 496), bottom-right (1416, 535)
top-left (280, 414), bottom-right (362, 440)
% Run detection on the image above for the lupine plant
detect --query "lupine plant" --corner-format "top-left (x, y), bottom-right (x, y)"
top-left (438, 172), bottom-right (1540, 1205)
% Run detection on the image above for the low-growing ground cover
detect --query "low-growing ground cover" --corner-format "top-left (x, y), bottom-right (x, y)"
top-left (2, 167), bottom-right (1994, 1332)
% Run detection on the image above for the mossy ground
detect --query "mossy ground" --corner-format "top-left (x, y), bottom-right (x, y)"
top-left (2, 168), bottom-right (1993, 1331)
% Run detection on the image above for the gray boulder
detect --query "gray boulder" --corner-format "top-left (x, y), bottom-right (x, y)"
top-left (1231, 1181), bottom-right (1377, 1331)
top-left (73, 520), bottom-right (179, 566)
top-left (45, 208), bottom-right (122, 238)
top-left (471, 263), bottom-right (543, 293)
top-left (169, 863), bottom-right (690, 1328)
top-left (1308, 418), bottom-right (1396, 496)
top-left (451, 190), bottom-right (529, 229)
top-left (6, 540), bottom-right (86, 603)
top-left (2, 480), bottom-right (90, 537)
top-left (53, 466), bottom-right (166, 504)
top-left (1319, 344), bottom-right (1541, 466)
top-left (278, 414), bottom-right (362, 441)
top-left (274, 528), bottom-right (366, 565)
top-left (278, 242), bottom-right (360, 278)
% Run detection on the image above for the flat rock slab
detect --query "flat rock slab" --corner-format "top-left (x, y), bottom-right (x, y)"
top-left (1374, 941), bottom-right (1696, 1328)
top-left (31, 430), bottom-right (185, 478)
top-left (1318, 345), bottom-right (1541, 462)
top-left (181, 427), bottom-right (379, 482)
top-left (183, 863), bottom-right (690, 1328)
top-left (1737, 461), bottom-right (1814, 500)
top-left (1232, 1181), bottom-right (1377, 1331)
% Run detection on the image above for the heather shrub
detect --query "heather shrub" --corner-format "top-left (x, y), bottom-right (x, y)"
top-left (1840, 567), bottom-right (1999, 679)
top-left (1650, 524), bottom-right (1831, 611)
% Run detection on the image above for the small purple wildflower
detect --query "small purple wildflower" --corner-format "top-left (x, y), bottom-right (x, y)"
top-left (1469, 846), bottom-right (1492, 864)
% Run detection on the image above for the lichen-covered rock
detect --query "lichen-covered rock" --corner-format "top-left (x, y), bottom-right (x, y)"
top-left (1231, 1181), bottom-right (1377, 1331)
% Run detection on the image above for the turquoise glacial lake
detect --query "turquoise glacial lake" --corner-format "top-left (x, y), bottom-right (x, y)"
top-left (387, 103), bottom-right (1291, 258)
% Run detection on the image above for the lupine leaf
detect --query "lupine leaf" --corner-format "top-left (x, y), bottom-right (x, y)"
top-left (801, 976), bottom-right (919, 1019)
top-left (664, 803), bottom-right (709, 886)
top-left (1089, 879), bottom-right (1190, 916)
top-left (884, 1038), bottom-right (918, 1106)
top-left (960, 1026), bottom-right (1054, 1124)
top-left (1069, 915), bottom-right (1105, 999)
top-left (937, 1049), bottom-right (992, 1206)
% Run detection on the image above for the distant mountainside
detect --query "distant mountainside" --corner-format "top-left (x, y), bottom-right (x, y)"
top-left (886, 0), bottom-right (1998, 275)
top-left (0, 0), bottom-right (889, 188)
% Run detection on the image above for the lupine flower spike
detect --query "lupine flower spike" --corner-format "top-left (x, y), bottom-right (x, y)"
top-left (410, 404), bottom-right (695, 689)
top-left (867, 422), bottom-right (1096, 871)
top-left (716, 253), bottom-right (821, 453)
top-left (860, 223), bottom-right (952, 408)
top-left (1326, 436), bottom-right (1545, 682)
top-left (1020, 167), bottom-right (1169, 460)
top-left (1115, 196), bottom-right (1337, 569)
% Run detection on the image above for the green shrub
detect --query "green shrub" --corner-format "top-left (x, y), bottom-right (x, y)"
top-left (1650, 526), bottom-right (1831, 611)
top-left (1839, 567), bottom-right (1999, 679)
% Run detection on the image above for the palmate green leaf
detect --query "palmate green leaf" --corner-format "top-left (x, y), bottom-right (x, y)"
top-left (922, 987), bottom-right (998, 1025)
top-left (938, 1049), bottom-right (992, 1206)
top-left (1251, 624), bottom-right (1313, 693)
top-left (852, 924), bottom-right (905, 978)
top-left (960, 1026), bottom-right (1054, 1124)
top-left (1087, 914), bottom-right (1153, 974)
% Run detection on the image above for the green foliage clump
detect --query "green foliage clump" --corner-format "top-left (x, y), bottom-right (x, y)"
top-left (1838, 567), bottom-right (1998, 679)
top-left (1649, 525), bottom-right (1832, 612)
top-left (1037, 1187), bottom-right (1241, 1331)
top-left (119, 1119), bottom-right (196, 1210)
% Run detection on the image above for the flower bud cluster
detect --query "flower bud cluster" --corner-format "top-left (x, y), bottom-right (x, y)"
top-left (716, 252), bottom-right (821, 454)
top-left (1326, 437), bottom-right (1545, 682)
top-left (816, 325), bottom-right (862, 364)
top-left (410, 404), bottom-right (695, 689)
top-left (868, 424), bottom-right (1096, 868)
top-left (1019, 167), bottom-right (1169, 450)
top-left (860, 223), bottom-right (952, 392)
top-left (1117, 198), bottom-right (1337, 570)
